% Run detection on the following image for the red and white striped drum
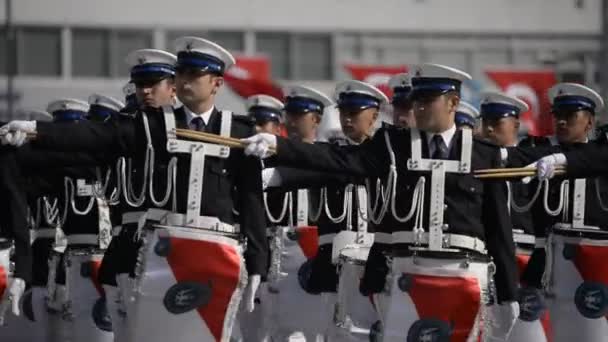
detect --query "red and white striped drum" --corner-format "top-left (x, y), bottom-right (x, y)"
top-left (0, 241), bottom-right (55, 342)
top-left (64, 249), bottom-right (113, 342)
top-left (382, 256), bottom-right (488, 342)
top-left (547, 229), bottom-right (608, 342)
top-left (127, 225), bottom-right (246, 342)
top-left (271, 226), bottom-right (329, 341)
top-left (508, 232), bottom-right (551, 342)
top-left (335, 246), bottom-right (379, 340)
top-left (0, 242), bottom-right (8, 299)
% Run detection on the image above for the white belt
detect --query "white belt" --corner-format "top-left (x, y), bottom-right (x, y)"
top-left (164, 213), bottom-right (239, 234)
top-left (513, 232), bottom-right (535, 245)
top-left (112, 226), bottom-right (122, 237)
top-left (535, 238), bottom-right (546, 248)
top-left (318, 233), bottom-right (336, 246)
top-left (122, 211), bottom-right (146, 225)
top-left (122, 209), bottom-right (171, 227)
top-left (374, 232), bottom-right (392, 244)
top-left (30, 228), bottom-right (56, 241)
top-left (392, 231), bottom-right (487, 254)
top-left (553, 222), bottom-right (603, 232)
top-left (67, 234), bottom-right (99, 246)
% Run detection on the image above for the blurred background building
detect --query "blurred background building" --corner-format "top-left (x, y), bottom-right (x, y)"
top-left (0, 0), bottom-right (604, 132)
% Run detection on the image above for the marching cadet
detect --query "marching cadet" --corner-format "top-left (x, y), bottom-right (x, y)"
top-left (507, 83), bottom-right (608, 342)
top-left (268, 85), bottom-right (334, 342)
top-left (243, 63), bottom-right (521, 341)
top-left (1, 37), bottom-right (267, 342)
top-left (479, 92), bottom-right (550, 342)
top-left (236, 94), bottom-right (285, 342)
top-left (388, 73), bottom-right (416, 128)
top-left (248, 94), bottom-right (284, 135)
top-left (455, 101), bottom-right (479, 131)
top-left (95, 48), bottom-right (177, 342)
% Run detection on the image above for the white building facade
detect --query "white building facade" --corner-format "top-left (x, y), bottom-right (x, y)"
top-left (0, 0), bottom-right (601, 118)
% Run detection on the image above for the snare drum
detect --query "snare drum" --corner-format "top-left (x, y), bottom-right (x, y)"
top-left (335, 246), bottom-right (378, 340)
top-left (64, 249), bottom-right (113, 342)
top-left (127, 224), bottom-right (246, 342)
top-left (0, 240), bottom-right (57, 342)
top-left (547, 227), bottom-right (608, 342)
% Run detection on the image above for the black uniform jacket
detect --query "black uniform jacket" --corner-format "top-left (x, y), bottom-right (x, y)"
top-left (270, 125), bottom-right (518, 303)
top-left (33, 107), bottom-right (268, 277)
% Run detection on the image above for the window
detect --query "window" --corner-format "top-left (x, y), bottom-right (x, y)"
top-left (72, 29), bottom-right (110, 77)
top-left (256, 33), bottom-right (290, 79)
top-left (208, 31), bottom-right (244, 52)
top-left (294, 34), bottom-right (332, 80)
top-left (166, 30), bottom-right (244, 53)
top-left (166, 30), bottom-right (207, 50)
top-left (111, 30), bottom-right (152, 77)
top-left (17, 27), bottom-right (61, 76)
top-left (0, 30), bottom-right (7, 75)
top-left (427, 50), bottom-right (468, 71)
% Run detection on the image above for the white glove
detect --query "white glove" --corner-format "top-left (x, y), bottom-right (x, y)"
top-left (0, 121), bottom-right (36, 147)
top-left (242, 274), bottom-right (261, 313)
top-left (0, 277), bottom-right (26, 325)
top-left (241, 133), bottom-right (277, 159)
top-left (262, 168), bottom-right (282, 189)
top-left (486, 301), bottom-right (520, 341)
top-left (521, 153), bottom-right (566, 184)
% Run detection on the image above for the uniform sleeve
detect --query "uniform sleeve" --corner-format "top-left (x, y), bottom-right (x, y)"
top-left (482, 149), bottom-right (518, 303)
top-left (0, 147), bottom-right (32, 283)
top-left (270, 166), bottom-right (362, 191)
top-left (16, 144), bottom-right (110, 169)
top-left (235, 129), bottom-right (269, 277)
top-left (274, 128), bottom-right (391, 177)
top-left (565, 143), bottom-right (608, 178)
top-left (504, 145), bottom-right (559, 167)
top-left (35, 116), bottom-right (137, 155)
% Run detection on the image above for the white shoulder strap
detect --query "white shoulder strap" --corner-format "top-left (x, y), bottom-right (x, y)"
top-left (163, 106), bottom-right (177, 140)
top-left (297, 189), bottom-right (309, 226)
top-left (549, 136), bottom-right (559, 146)
top-left (220, 110), bottom-right (233, 138)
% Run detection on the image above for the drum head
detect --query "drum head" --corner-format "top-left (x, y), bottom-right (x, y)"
top-left (339, 247), bottom-right (370, 265)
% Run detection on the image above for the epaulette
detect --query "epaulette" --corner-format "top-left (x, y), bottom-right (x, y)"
top-left (472, 136), bottom-right (501, 148)
top-left (232, 113), bottom-right (256, 127)
top-left (518, 135), bottom-right (552, 148)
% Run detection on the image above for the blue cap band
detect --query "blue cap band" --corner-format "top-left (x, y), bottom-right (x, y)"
top-left (52, 110), bottom-right (86, 122)
top-left (337, 92), bottom-right (380, 110)
top-left (553, 95), bottom-right (596, 113)
top-left (176, 51), bottom-right (225, 75)
top-left (392, 86), bottom-right (412, 104)
top-left (88, 104), bottom-right (119, 120)
top-left (480, 102), bottom-right (521, 119)
top-left (411, 77), bottom-right (461, 95)
top-left (130, 63), bottom-right (175, 80)
top-left (250, 106), bottom-right (282, 124)
top-left (455, 112), bottom-right (476, 127)
top-left (284, 96), bottom-right (324, 114)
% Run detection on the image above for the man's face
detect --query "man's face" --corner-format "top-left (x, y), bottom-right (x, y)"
top-left (135, 78), bottom-right (175, 109)
top-left (339, 107), bottom-right (379, 142)
top-left (392, 102), bottom-right (416, 128)
top-left (175, 69), bottom-right (222, 108)
top-left (554, 109), bottom-right (594, 143)
top-left (285, 111), bottom-right (320, 141)
top-left (256, 121), bottom-right (282, 135)
top-left (413, 92), bottom-right (458, 132)
top-left (482, 117), bottom-right (519, 146)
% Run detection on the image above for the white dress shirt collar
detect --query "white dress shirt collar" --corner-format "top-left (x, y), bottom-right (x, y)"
top-left (185, 105), bottom-right (215, 126)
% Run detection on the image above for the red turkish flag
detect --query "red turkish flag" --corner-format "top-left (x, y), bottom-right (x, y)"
top-left (344, 64), bottom-right (408, 98)
top-left (485, 69), bottom-right (557, 136)
top-left (224, 56), bottom-right (283, 99)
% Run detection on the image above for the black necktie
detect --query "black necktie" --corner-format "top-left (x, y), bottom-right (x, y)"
top-left (191, 117), bottom-right (206, 132)
top-left (431, 134), bottom-right (449, 160)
